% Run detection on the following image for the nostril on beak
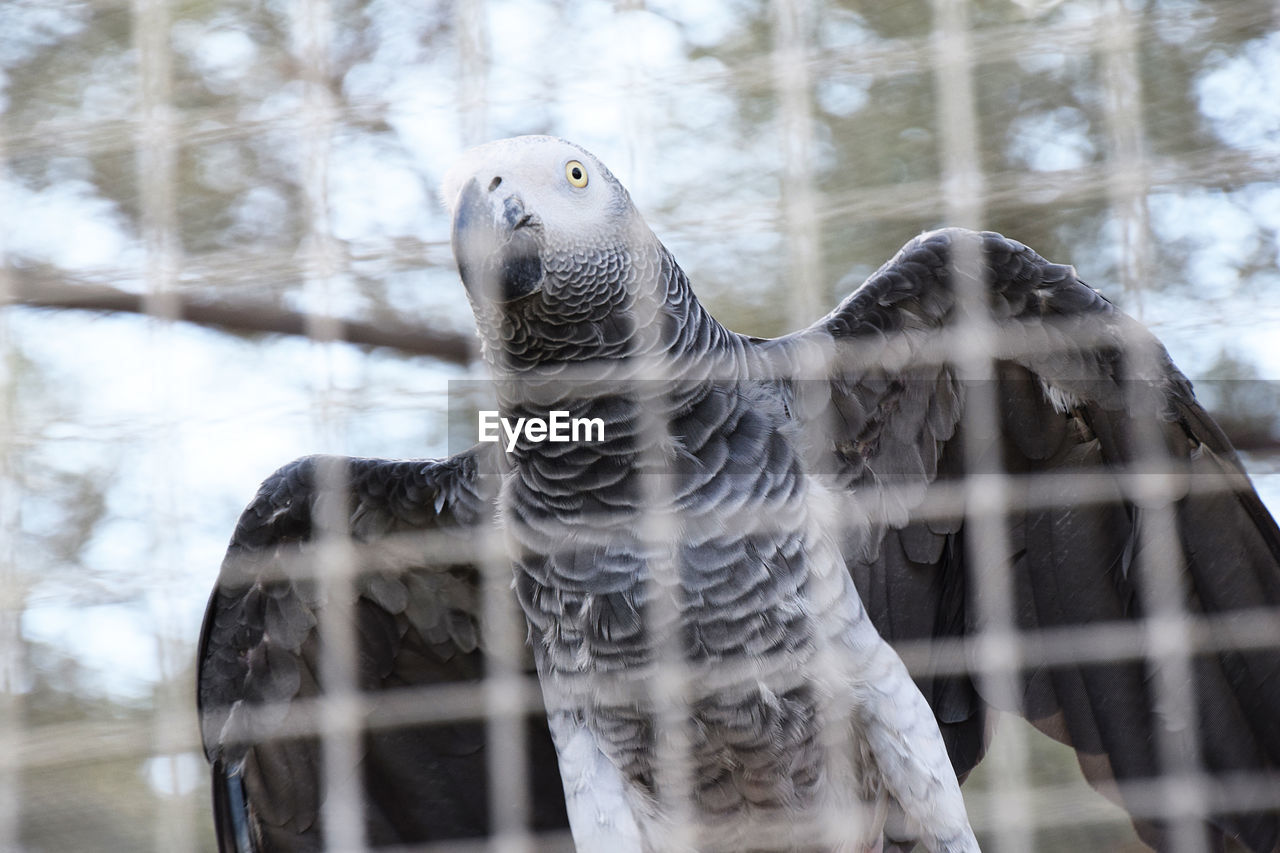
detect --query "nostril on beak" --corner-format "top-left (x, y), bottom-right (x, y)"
top-left (487, 176), bottom-right (502, 192)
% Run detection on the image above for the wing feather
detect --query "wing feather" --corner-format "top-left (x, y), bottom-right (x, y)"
top-left (197, 451), bottom-right (570, 851)
top-left (751, 227), bottom-right (1280, 850)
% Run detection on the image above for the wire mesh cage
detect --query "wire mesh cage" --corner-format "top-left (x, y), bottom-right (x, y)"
top-left (3, 0), bottom-right (1280, 851)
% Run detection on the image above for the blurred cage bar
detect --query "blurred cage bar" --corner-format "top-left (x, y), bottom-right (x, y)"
top-left (2, 0), bottom-right (1280, 851)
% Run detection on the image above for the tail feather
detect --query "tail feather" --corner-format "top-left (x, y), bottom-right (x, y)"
top-left (212, 758), bottom-right (257, 853)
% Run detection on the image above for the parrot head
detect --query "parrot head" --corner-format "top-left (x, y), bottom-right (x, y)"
top-left (443, 136), bottom-right (669, 368)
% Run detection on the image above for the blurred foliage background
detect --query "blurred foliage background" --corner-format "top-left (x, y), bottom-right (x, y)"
top-left (1, 0), bottom-right (1278, 850)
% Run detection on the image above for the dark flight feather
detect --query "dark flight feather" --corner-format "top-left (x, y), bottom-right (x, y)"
top-left (197, 453), bottom-right (570, 851)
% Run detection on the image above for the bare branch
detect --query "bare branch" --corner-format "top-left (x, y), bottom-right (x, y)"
top-left (4, 265), bottom-right (473, 365)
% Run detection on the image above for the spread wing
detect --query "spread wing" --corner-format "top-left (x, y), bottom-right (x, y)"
top-left (750, 227), bottom-right (1280, 851)
top-left (196, 451), bottom-right (570, 851)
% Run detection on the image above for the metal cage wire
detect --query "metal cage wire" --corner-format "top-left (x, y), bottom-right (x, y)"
top-left (3, 0), bottom-right (1280, 851)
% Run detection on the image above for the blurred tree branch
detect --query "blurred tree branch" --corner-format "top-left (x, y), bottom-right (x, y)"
top-left (5, 266), bottom-right (473, 364)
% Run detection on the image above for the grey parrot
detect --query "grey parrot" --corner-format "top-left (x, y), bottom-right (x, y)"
top-left (198, 136), bottom-right (1280, 852)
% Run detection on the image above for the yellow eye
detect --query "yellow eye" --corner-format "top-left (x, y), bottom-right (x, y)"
top-left (565, 160), bottom-right (588, 188)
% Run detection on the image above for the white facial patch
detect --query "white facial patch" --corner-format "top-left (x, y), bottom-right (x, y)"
top-left (440, 135), bottom-right (603, 216)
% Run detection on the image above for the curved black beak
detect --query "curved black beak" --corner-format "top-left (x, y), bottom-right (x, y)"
top-left (450, 178), bottom-right (544, 303)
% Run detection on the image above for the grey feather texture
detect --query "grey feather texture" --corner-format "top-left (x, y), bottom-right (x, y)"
top-left (444, 136), bottom-right (977, 852)
top-left (200, 135), bottom-right (1280, 852)
top-left (197, 454), bottom-right (571, 850)
top-left (442, 136), bottom-right (1280, 852)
